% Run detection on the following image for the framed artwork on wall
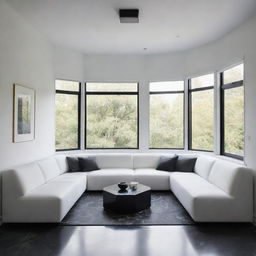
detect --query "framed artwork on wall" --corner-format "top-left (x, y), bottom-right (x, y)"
top-left (13, 84), bottom-right (35, 143)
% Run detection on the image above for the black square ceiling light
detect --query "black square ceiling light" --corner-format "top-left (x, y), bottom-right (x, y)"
top-left (119, 9), bottom-right (139, 23)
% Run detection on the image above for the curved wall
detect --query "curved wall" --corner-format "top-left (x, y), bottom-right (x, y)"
top-left (146, 12), bottom-right (256, 170)
top-left (53, 12), bottom-right (256, 218)
top-left (53, 12), bottom-right (256, 161)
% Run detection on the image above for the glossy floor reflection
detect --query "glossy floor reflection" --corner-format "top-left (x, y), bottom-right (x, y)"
top-left (0, 224), bottom-right (256, 256)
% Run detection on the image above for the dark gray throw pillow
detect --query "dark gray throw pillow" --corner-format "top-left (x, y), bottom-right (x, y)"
top-left (66, 157), bottom-right (80, 172)
top-left (78, 157), bottom-right (99, 172)
top-left (156, 155), bottom-right (178, 172)
top-left (176, 156), bottom-right (197, 172)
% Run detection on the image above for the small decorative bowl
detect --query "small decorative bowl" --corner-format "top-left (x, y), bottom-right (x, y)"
top-left (118, 182), bottom-right (128, 191)
top-left (129, 181), bottom-right (139, 191)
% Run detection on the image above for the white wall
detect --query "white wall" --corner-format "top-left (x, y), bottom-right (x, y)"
top-left (53, 45), bottom-right (84, 82)
top-left (182, 17), bottom-right (256, 170)
top-left (81, 54), bottom-right (188, 152)
top-left (0, 0), bottom-right (55, 218)
top-left (69, 13), bottom-right (256, 161)
top-left (53, 13), bottom-right (256, 218)
top-left (84, 55), bottom-right (149, 150)
top-left (0, 1), bottom-right (55, 169)
top-left (146, 13), bottom-right (256, 167)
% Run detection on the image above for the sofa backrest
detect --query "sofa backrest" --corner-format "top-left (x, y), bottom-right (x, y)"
top-left (95, 154), bottom-right (133, 169)
top-left (37, 156), bottom-right (62, 181)
top-left (208, 160), bottom-right (252, 196)
top-left (133, 153), bottom-right (197, 169)
top-left (3, 153), bottom-right (252, 199)
top-left (194, 155), bottom-right (216, 180)
top-left (59, 153), bottom-right (199, 170)
top-left (133, 154), bottom-right (164, 169)
top-left (64, 153), bottom-right (134, 169)
top-left (3, 162), bottom-right (46, 196)
top-left (54, 155), bottom-right (69, 174)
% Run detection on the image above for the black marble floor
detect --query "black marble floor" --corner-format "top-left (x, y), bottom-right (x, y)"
top-left (61, 192), bottom-right (194, 225)
top-left (2, 192), bottom-right (256, 255)
top-left (1, 225), bottom-right (256, 256)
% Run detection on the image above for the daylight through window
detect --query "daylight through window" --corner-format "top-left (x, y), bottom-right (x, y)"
top-left (149, 81), bottom-right (184, 149)
top-left (85, 83), bottom-right (138, 149)
top-left (189, 74), bottom-right (214, 151)
top-left (221, 64), bottom-right (244, 159)
top-left (55, 80), bottom-right (80, 150)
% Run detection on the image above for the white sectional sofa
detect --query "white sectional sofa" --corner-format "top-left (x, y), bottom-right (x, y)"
top-left (2, 153), bottom-right (253, 223)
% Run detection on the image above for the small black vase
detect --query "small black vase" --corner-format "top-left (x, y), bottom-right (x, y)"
top-left (118, 182), bottom-right (128, 192)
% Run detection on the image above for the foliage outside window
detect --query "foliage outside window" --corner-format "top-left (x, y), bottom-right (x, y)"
top-left (149, 81), bottom-right (184, 148)
top-left (85, 83), bottom-right (138, 149)
top-left (221, 64), bottom-right (244, 159)
top-left (55, 80), bottom-right (80, 150)
top-left (189, 74), bottom-right (214, 151)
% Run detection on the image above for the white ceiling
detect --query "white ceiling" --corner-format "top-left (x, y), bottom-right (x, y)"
top-left (6, 0), bottom-right (256, 54)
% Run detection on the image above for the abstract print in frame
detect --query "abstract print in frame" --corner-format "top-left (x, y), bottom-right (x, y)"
top-left (13, 84), bottom-right (35, 142)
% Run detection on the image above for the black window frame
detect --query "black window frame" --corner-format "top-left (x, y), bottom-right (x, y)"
top-left (55, 79), bottom-right (81, 151)
top-left (85, 82), bottom-right (139, 149)
top-left (220, 70), bottom-right (244, 160)
top-left (188, 75), bottom-right (214, 152)
top-left (149, 82), bottom-right (185, 150)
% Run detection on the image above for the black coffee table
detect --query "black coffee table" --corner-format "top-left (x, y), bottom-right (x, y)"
top-left (103, 184), bottom-right (151, 214)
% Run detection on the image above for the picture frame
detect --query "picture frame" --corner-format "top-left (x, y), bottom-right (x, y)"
top-left (13, 84), bottom-right (35, 143)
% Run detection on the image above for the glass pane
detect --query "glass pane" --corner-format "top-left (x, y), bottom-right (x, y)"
top-left (86, 83), bottom-right (137, 92)
top-left (224, 86), bottom-right (244, 156)
top-left (56, 80), bottom-right (80, 92)
top-left (86, 95), bottom-right (138, 148)
top-left (191, 74), bottom-right (214, 89)
top-left (150, 94), bottom-right (184, 148)
top-left (191, 89), bottom-right (214, 151)
top-left (55, 94), bottom-right (79, 150)
top-left (223, 64), bottom-right (244, 84)
top-left (150, 81), bottom-right (184, 92)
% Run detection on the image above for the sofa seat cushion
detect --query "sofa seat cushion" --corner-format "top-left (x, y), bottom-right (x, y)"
top-left (50, 172), bottom-right (87, 189)
top-left (22, 179), bottom-right (86, 222)
top-left (170, 172), bottom-right (228, 197)
top-left (87, 168), bottom-right (134, 190)
top-left (134, 168), bottom-right (171, 190)
top-left (170, 172), bottom-right (239, 222)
